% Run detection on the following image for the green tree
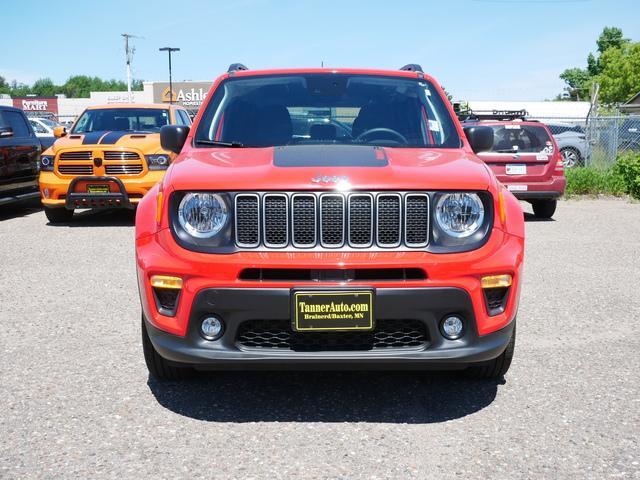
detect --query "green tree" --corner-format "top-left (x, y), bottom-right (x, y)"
top-left (0, 75), bottom-right (9, 94)
top-left (559, 68), bottom-right (591, 101)
top-left (9, 80), bottom-right (31, 97)
top-left (597, 42), bottom-right (640, 104)
top-left (31, 78), bottom-right (58, 96)
top-left (559, 26), bottom-right (631, 101)
top-left (596, 26), bottom-right (628, 54)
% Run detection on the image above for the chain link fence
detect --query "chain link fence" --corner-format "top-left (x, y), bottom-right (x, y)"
top-left (528, 115), bottom-right (640, 168)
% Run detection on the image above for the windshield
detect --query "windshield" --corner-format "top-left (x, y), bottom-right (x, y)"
top-left (195, 74), bottom-right (460, 148)
top-left (72, 108), bottom-right (170, 133)
top-left (486, 124), bottom-right (553, 154)
top-left (40, 118), bottom-right (58, 128)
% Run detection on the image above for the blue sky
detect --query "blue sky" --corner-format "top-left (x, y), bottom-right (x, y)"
top-left (2, 0), bottom-right (639, 101)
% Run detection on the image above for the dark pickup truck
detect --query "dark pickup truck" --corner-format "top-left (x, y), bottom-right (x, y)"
top-left (0, 106), bottom-right (41, 206)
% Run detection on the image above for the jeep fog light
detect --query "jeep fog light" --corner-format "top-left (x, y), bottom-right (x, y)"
top-left (201, 316), bottom-right (224, 341)
top-left (440, 315), bottom-right (464, 340)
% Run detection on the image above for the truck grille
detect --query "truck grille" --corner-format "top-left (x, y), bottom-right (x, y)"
top-left (56, 150), bottom-right (143, 176)
top-left (58, 165), bottom-right (93, 175)
top-left (234, 192), bottom-right (430, 250)
top-left (236, 319), bottom-right (429, 351)
top-left (105, 164), bottom-right (143, 175)
top-left (104, 151), bottom-right (140, 160)
top-left (59, 151), bottom-right (92, 161)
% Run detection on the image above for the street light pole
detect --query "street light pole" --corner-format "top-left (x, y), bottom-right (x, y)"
top-left (159, 47), bottom-right (180, 104)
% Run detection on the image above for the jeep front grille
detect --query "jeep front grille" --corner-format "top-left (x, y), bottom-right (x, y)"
top-left (234, 192), bottom-right (430, 250)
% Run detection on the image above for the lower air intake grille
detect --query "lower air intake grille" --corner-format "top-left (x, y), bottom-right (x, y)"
top-left (484, 287), bottom-right (509, 314)
top-left (236, 319), bottom-right (428, 351)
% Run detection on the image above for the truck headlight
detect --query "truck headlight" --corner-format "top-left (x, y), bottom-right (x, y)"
top-left (178, 193), bottom-right (228, 238)
top-left (40, 155), bottom-right (55, 172)
top-left (145, 154), bottom-right (170, 170)
top-left (435, 193), bottom-right (485, 238)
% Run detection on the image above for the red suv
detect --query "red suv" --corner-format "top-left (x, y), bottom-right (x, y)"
top-left (461, 111), bottom-right (565, 219)
top-left (135, 65), bottom-right (525, 381)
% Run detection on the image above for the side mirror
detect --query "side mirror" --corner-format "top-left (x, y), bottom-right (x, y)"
top-left (463, 126), bottom-right (494, 153)
top-left (0, 126), bottom-right (13, 138)
top-left (161, 125), bottom-right (190, 154)
top-left (53, 126), bottom-right (67, 138)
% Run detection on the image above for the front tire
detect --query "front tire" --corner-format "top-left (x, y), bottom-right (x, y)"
top-left (560, 147), bottom-right (582, 168)
top-left (467, 324), bottom-right (516, 380)
top-left (532, 199), bottom-right (557, 219)
top-left (44, 206), bottom-right (74, 223)
top-left (142, 316), bottom-right (194, 381)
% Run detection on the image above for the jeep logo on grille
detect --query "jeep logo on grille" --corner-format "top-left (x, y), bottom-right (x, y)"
top-left (311, 175), bottom-right (349, 184)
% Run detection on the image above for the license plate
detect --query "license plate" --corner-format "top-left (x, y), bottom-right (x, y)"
top-left (87, 184), bottom-right (110, 194)
top-left (293, 290), bottom-right (374, 331)
top-left (506, 164), bottom-right (527, 175)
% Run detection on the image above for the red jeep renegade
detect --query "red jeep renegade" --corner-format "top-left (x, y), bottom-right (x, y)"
top-left (136, 64), bottom-right (525, 381)
top-left (461, 111), bottom-right (566, 219)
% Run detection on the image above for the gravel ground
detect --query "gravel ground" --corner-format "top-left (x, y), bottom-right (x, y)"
top-left (1, 199), bottom-right (639, 479)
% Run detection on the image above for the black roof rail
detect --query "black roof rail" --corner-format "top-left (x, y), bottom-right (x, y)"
top-left (458, 109), bottom-right (529, 122)
top-left (227, 63), bottom-right (249, 73)
top-left (399, 64), bottom-right (423, 73)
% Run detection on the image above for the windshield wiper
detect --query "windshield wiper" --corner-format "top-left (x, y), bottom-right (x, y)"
top-left (194, 139), bottom-right (246, 148)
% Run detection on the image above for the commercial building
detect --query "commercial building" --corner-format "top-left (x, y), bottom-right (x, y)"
top-left (1, 80), bottom-right (600, 126)
top-left (0, 80), bottom-right (213, 123)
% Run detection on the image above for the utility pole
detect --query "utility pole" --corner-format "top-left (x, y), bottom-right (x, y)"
top-left (122, 33), bottom-right (141, 103)
top-left (159, 47), bottom-right (180, 105)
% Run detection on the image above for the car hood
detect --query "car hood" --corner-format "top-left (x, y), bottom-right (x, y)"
top-left (168, 145), bottom-right (493, 191)
top-left (47, 131), bottom-right (162, 154)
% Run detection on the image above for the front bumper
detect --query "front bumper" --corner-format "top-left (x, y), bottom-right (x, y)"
top-left (144, 287), bottom-right (516, 370)
top-left (39, 170), bottom-right (164, 208)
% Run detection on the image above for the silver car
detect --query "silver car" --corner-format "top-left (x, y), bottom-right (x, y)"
top-left (546, 123), bottom-right (589, 168)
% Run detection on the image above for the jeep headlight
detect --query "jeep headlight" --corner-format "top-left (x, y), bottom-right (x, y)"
top-left (435, 193), bottom-right (485, 238)
top-left (145, 154), bottom-right (171, 170)
top-left (178, 193), bottom-right (228, 238)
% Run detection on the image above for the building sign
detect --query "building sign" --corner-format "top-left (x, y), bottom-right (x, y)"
top-left (152, 82), bottom-right (212, 110)
top-left (13, 97), bottom-right (59, 115)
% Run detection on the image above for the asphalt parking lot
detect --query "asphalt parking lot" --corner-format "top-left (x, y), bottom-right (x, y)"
top-left (1, 199), bottom-right (639, 479)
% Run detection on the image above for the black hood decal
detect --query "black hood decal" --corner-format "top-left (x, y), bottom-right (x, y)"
top-left (273, 145), bottom-right (388, 167)
top-left (81, 131), bottom-right (108, 144)
top-left (79, 131), bottom-right (148, 145)
top-left (100, 131), bottom-right (148, 144)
